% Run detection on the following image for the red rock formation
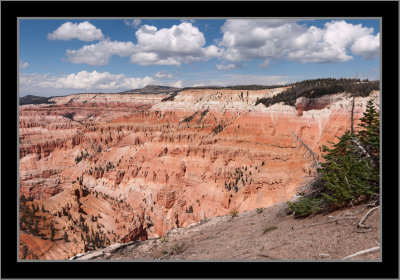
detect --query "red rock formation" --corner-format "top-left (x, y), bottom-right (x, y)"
top-left (19, 89), bottom-right (380, 259)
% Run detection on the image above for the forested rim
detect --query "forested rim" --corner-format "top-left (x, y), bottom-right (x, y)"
top-left (19, 95), bottom-right (56, 105)
top-left (256, 78), bottom-right (379, 108)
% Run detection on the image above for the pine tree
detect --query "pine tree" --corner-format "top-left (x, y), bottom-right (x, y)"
top-left (22, 245), bottom-right (28, 259)
top-left (318, 131), bottom-right (377, 206)
top-left (288, 98), bottom-right (380, 216)
top-left (357, 99), bottom-right (380, 170)
top-left (33, 221), bottom-right (39, 236)
top-left (63, 231), bottom-right (69, 242)
top-left (50, 221), bottom-right (56, 241)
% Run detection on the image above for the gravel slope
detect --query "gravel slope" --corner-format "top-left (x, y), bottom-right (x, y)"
top-left (74, 202), bottom-right (380, 261)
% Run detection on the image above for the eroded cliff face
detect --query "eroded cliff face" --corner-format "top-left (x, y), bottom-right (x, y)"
top-left (18, 88), bottom-right (380, 260)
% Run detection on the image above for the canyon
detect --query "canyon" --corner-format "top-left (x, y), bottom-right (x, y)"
top-left (18, 84), bottom-right (380, 260)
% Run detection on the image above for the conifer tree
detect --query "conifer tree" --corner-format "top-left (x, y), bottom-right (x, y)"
top-left (318, 131), bottom-right (378, 207)
top-left (288, 98), bottom-right (380, 216)
top-left (63, 231), bottom-right (69, 242)
top-left (50, 221), bottom-right (56, 241)
top-left (33, 221), bottom-right (39, 236)
top-left (357, 99), bottom-right (380, 170)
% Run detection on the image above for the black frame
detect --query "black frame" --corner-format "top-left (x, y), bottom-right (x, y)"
top-left (2, 1), bottom-right (398, 278)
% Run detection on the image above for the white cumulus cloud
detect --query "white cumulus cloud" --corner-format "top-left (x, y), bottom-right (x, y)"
top-left (47, 21), bottom-right (104, 41)
top-left (350, 33), bottom-right (380, 59)
top-left (20, 71), bottom-right (154, 93)
top-left (130, 52), bottom-right (181, 66)
top-left (130, 22), bottom-right (223, 66)
top-left (218, 19), bottom-right (380, 64)
top-left (65, 40), bottom-right (136, 66)
top-left (52, 70), bottom-right (153, 90)
top-left (63, 22), bottom-right (223, 67)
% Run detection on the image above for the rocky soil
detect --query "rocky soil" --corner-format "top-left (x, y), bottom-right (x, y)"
top-left (74, 201), bottom-right (380, 261)
top-left (18, 86), bottom-right (380, 260)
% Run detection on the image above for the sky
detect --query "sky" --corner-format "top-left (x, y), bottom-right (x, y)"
top-left (19, 18), bottom-right (380, 97)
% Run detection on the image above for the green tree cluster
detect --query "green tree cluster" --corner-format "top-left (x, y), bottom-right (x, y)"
top-left (288, 99), bottom-right (380, 217)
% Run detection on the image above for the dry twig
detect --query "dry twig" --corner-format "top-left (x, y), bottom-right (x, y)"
top-left (351, 137), bottom-right (374, 169)
top-left (291, 131), bottom-right (321, 169)
top-left (341, 246), bottom-right (380, 260)
top-left (357, 206), bottom-right (379, 228)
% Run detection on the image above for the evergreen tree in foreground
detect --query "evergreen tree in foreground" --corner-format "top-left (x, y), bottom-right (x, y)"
top-left (319, 131), bottom-right (379, 207)
top-left (288, 99), bottom-right (380, 217)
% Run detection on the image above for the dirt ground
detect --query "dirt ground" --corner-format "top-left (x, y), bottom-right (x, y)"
top-left (77, 202), bottom-right (380, 261)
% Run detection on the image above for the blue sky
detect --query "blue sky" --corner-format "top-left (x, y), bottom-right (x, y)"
top-left (19, 18), bottom-right (380, 97)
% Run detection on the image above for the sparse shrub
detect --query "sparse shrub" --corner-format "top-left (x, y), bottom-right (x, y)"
top-left (180, 111), bottom-right (198, 123)
top-left (75, 155), bottom-right (82, 164)
top-left (160, 236), bottom-right (168, 242)
top-left (287, 197), bottom-right (323, 217)
top-left (262, 225), bottom-right (277, 235)
top-left (256, 208), bottom-right (263, 214)
top-left (186, 205), bottom-right (193, 213)
top-left (171, 243), bottom-right (185, 255)
top-left (229, 209), bottom-right (238, 217)
top-left (212, 124), bottom-right (225, 135)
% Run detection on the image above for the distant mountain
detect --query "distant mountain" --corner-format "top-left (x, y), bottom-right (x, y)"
top-left (19, 95), bottom-right (55, 105)
top-left (118, 85), bottom-right (181, 95)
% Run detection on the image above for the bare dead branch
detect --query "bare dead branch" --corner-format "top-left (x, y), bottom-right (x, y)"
top-left (291, 131), bottom-right (321, 169)
top-left (341, 246), bottom-right (380, 260)
top-left (344, 174), bottom-right (351, 187)
top-left (350, 96), bottom-right (355, 135)
top-left (358, 206), bottom-right (379, 228)
top-left (351, 137), bottom-right (375, 169)
top-left (368, 194), bottom-right (380, 206)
